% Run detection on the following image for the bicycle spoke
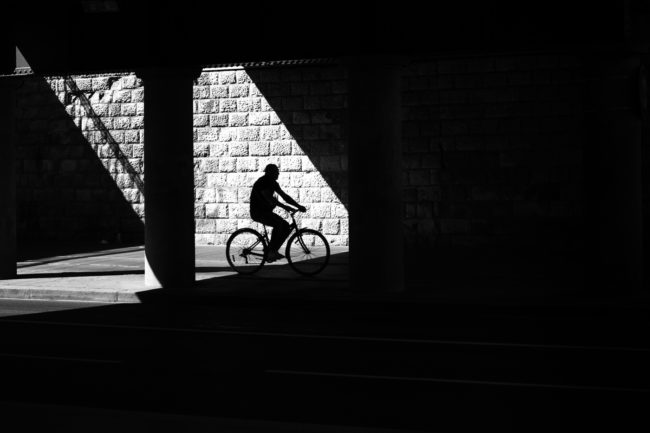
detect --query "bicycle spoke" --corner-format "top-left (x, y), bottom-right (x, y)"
top-left (226, 229), bottom-right (267, 274)
top-left (286, 229), bottom-right (330, 276)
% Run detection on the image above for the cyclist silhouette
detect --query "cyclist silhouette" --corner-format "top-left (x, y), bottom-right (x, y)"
top-left (250, 164), bottom-right (306, 262)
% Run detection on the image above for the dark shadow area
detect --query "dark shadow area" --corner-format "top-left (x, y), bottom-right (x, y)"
top-left (0, 292), bottom-right (648, 433)
top-left (14, 75), bottom-right (144, 256)
top-left (245, 66), bottom-right (348, 210)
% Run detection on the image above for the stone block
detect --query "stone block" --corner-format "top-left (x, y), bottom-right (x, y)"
top-left (132, 144), bottom-right (144, 158)
top-left (112, 90), bottom-right (131, 103)
top-left (250, 84), bottom-right (263, 97)
top-left (229, 142), bottom-right (249, 156)
top-left (225, 173), bottom-right (257, 188)
top-left (238, 126), bottom-right (260, 141)
top-left (206, 173), bottom-right (226, 188)
top-left (323, 219), bottom-right (340, 235)
top-left (219, 71), bottom-right (237, 85)
top-left (238, 98), bottom-right (262, 112)
top-left (217, 158), bottom-right (235, 172)
top-left (249, 141), bottom-right (270, 156)
top-left (216, 219), bottom-right (238, 234)
top-left (197, 100), bottom-right (217, 114)
top-left (120, 103), bottom-right (137, 116)
top-left (74, 78), bottom-right (93, 91)
top-left (281, 156), bottom-right (302, 171)
top-left (238, 188), bottom-right (251, 203)
top-left (339, 219), bottom-right (349, 235)
top-left (206, 203), bottom-right (229, 218)
top-left (300, 188), bottom-right (321, 203)
top-left (196, 128), bottom-right (219, 142)
top-left (210, 114), bottom-right (228, 127)
top-left (196, 188), bottom-right (216, 203)
top-left (210, 85), bottom-right (229, 98)
top-left (249, 112), bottom-right (270, 126)
top-left (113, 117), bottom-right (131, 130)
top-left (193, 144), bottom-right (209, 158)
top-left (131, 88), bottom-right (144, 102)
top-left (229, 84), bottom-right (250, 98)
top-left (229, 204), bottom-right (250, 219)
top-left (123, 75), bottom-right (140, 89)
top-left (195, 234), bottom-right (216, 245)
top-left (236, 70), bottom-right (252, 84)
top-left (300, 219), bottom-right (321, 231)
top-left (196, 219), bottom-right (216, 233)
top-left (125, 130), bottom-right (139, 144)
top-left (229, 113), bottom-right (249, 127)
top-left (270, 140), bottom-right (292, 155)
top-left (237, 158), bottom-right (258, 172)
top-left (194, 114), bottom-right (209, 127)
top-left (116, 173), bottom-right (134, 188)
top-left (209, 143), bottom-right (228, 156)
top-left (220, 99), bottom-right (237, 112)
top-left (92, 77), bottom-right (111, 91)
top-left (193, 86), bottom-right (210, 100)
top-left (259, 126), bottom-right (282, 141)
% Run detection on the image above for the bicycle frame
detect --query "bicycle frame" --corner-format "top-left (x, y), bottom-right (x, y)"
top-left (245, 211), bottom-right (304, 261)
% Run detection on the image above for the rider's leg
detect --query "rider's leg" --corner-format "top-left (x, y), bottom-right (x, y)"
top-left (266, 214), bottom-right (290, 253)
top-left (251, 212), bottom-right (290, 255)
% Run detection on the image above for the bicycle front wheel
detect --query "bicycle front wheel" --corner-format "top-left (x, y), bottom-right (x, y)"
top-left (226, 228), bottom-right (267, 274)
top-left (285, 229), bottom-right (330, 276)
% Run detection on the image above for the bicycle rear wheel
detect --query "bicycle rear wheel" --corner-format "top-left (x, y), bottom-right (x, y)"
top-left (226, 228), bottom-right (267, 274)
top-left (286, 229), bottom-right (330, 276)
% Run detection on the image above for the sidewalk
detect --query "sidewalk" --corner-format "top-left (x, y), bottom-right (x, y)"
top-left (1, 243), bottom-right (353, 303)
top-left (1, 242), bottom-right (649, 310)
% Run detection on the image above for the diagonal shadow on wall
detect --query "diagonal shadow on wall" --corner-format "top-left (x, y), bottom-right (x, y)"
top-left (245, 65), bottom-right (349, 213)
top-left (15, 75), bottom-right (144, 260)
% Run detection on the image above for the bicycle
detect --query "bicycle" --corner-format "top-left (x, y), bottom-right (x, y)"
top-left (226, 210), bottom-right (330, 276)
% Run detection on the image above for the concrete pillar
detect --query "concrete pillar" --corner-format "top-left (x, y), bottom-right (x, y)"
top-left (0, 36), bottom-right (16, 279)
top-left (138, 68), bottom-right (199, 289)
top-left (347, 56), bottom-right (404, 292)
top-left (582, 52), bottom-right (644, 293)
top-left (0, 79), bottom-right (16, 279)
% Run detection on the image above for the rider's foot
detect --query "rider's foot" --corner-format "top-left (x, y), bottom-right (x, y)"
top-left (266, 250), bottom-right (285, 262)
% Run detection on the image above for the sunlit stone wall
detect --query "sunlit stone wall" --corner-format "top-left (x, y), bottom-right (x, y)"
top-left (193, 66), bottom-right (349, 246)
top-left (15, 67), bottom-right (350, 246)
top-left (15, 55), bottom-right (585, 258)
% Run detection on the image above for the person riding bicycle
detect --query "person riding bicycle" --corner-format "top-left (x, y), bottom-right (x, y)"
top-left (250, 164), bottom-right (306, 262)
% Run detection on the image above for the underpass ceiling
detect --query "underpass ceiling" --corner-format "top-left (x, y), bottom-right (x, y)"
top-left (6, 0), bottom-right (642, 75)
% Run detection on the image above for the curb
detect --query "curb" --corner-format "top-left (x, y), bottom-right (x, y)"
top-left (0, 287), bottom-right (143, 303)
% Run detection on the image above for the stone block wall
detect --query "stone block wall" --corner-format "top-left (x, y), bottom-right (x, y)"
top-left (15, 73), bottom-right (144, 243)
top-left (402, 54), bottom-right (584, 258)
top-left (14, 56), bottom-right (588, 260)
top-left (192, 66), bottom-right (349, 246)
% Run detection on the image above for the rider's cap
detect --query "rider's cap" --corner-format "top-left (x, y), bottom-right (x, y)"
top-left (264, 163), bottom-right (279, 173)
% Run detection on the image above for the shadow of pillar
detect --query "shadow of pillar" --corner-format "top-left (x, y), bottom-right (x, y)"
top-left (138, 68), bottom-right (200, 289)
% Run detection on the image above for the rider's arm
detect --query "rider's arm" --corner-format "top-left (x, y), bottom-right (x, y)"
top-left (260, 188), bottom-right (284, 209)
top-left (277, 188), bottom-right (301, 210)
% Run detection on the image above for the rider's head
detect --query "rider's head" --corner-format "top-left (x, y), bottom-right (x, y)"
top-left (264, 163), bottom-right (280, 180)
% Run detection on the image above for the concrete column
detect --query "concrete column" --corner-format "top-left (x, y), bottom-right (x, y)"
top-left (582, 52), bottom-right (644, 293)
top-left (0, 34), bottom-right (17, 279)
top-left (0, 77), bottom-right (17, 279)
top-left (347, 56), bottom-right (404, 292)
top-left (138, 68), bottom-right (199, 289)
